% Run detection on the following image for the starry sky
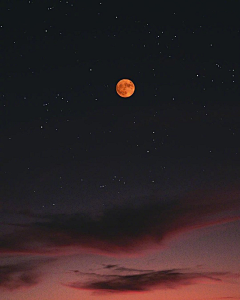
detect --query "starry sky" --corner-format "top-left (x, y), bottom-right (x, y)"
top-left (1, 1), bottom-right (240, 299)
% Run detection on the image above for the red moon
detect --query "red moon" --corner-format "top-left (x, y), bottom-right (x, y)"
top-left (116, 79), bottom-right (135, 98)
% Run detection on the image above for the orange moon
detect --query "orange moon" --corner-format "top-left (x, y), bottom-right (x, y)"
top-left (116, 79), bottom-right (135, 98)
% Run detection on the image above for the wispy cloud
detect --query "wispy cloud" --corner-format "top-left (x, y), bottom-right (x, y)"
top-left (102, 264), bottom-right (154, 273)
top-left (0, 186), bottom-right (239, 255)
top-left (64, 268), bottom-right (239, 293)
top-left (0, 259), bottom-right (54, 291)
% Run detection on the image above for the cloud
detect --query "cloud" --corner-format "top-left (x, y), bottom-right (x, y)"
top-left (64, 268), bottom-right (239, 293)
top-left (102, 264), bottom-right (154, 273)
top-left (0, 186), bottom-right (239, 255)
top-left (0, 259), bottom-right (54, 291)
top-left (102, 264), bottom-right (118, 269)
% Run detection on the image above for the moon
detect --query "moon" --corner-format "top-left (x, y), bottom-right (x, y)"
top-left (116, 79), bottom-right (135, 98)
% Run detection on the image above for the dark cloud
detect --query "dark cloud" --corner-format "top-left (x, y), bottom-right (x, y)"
top-left (103, 264), bottom-right (118, 269)
top-left (0, 259), bottom-right (54, 291)
top-left (115, 266), bottom-right (154, 273)
top-left (71, 270), bottom-right (80, 273)
top-left (102, 264), bottom-right (154, 273)
top-left (64, 269), bottom-right (239, 293)
top-left (0, 186), bottom-right (239, 255)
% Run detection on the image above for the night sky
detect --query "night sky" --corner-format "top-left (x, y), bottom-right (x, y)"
top-left (1, 1), bottom-right (240, 299)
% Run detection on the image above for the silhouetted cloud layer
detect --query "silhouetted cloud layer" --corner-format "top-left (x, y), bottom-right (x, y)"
top-left (0, 259), bottom-right (54, 290)
top-left (65, 269), bottom-right (239, 293)
top-left (0, 187), bottom-right (239, 255)
top-left (102, 264), bottom-right (154, 273)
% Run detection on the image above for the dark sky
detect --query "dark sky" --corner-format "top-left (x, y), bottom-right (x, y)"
top-left (0, 1), bottom-right (240, 299)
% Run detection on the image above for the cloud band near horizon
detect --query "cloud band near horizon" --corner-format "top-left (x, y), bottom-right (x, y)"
top-left (0, 186), bottom-right (239, 255)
